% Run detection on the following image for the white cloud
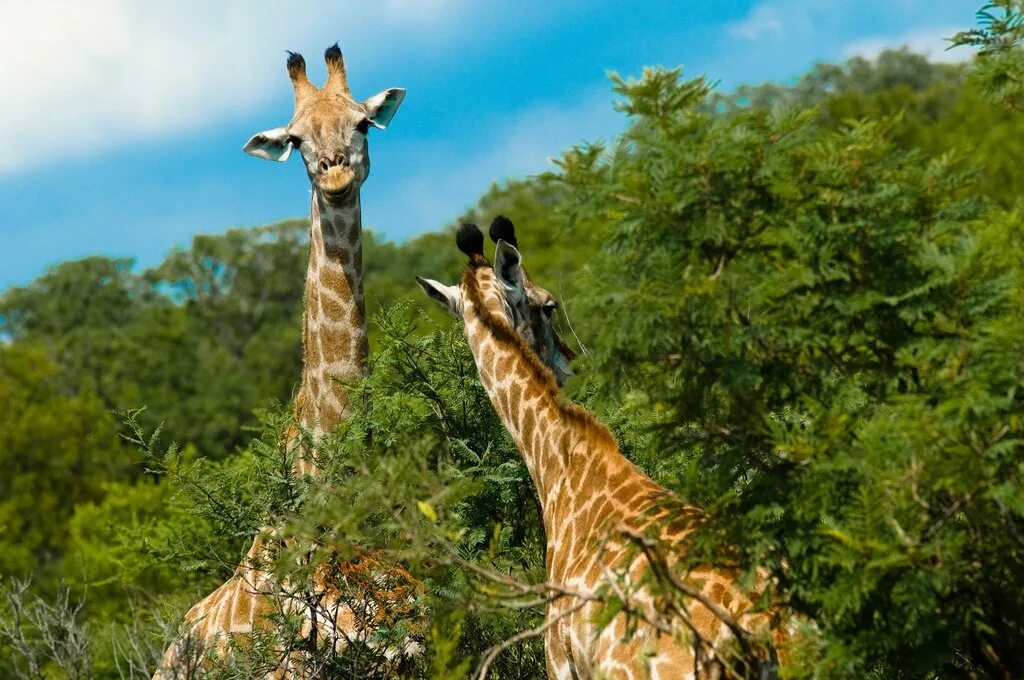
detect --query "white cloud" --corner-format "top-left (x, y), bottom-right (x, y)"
top-left (0, 0), bottom-right (468, 173)
top-left (728, 5), bottom-right (785, 41)
top-left (704, 0), bottom-right (976, 92)
top-left (843, 27), bottom-right (976, 63)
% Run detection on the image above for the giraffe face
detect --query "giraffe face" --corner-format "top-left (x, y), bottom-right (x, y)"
top-left (492, 241), bottom-right (575, 383)
top-left (243, 45), bottom-right (404, 206)
top-left (416, 220), bottom-right (577, 385)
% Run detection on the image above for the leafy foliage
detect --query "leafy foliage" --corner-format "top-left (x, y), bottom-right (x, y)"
top-left (952, 1), bottom-right (1024, 113)
top-left (557, 65), bottom-right (1023, 677)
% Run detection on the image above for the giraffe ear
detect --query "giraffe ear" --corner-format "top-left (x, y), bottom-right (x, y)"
top-left (243, 126), bottom-right (293, 162)
top-left (416, 276), bottom-right (461, 317)
top-left (493, 240), bottom-right (524, 293)
top-left (363, 88), bottom-right (406, 130)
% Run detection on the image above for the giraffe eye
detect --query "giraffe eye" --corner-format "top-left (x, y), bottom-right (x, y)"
top-left (356, 118), bottom-right (370, 134)
top-left (542, 301), bottom-right (558, 317)
top-left (288, 134), bottom-right (303, 147)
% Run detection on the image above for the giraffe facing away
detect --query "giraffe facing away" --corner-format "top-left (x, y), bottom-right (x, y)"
top-left (156, 46), bottom-right (412, 678)
top-left (417, 219), bottom-right (782, 680)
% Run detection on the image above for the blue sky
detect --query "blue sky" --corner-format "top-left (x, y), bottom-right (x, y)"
top-left (0, 0), bottom-right (975, 289)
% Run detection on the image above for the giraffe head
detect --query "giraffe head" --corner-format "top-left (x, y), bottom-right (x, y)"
top-left (416, 217), bottom-right (577, 384)
top-left (243, 44), bottom-right (405, 205)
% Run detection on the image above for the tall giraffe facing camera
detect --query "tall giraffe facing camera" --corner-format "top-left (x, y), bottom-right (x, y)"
top-left (156, 45), bottom-right (414, 678)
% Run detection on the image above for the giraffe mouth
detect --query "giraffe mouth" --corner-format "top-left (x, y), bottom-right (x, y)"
top-left (321, 185), bottom-right (355, 203)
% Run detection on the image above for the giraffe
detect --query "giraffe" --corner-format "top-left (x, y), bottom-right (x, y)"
top-left (417, 219), bottom-right (783, 680)
top-left (155, 45), bottom-right (415, 678)
top-left (246, 43), bottom-right (406, 470)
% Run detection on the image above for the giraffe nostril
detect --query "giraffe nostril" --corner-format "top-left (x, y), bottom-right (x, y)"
top-left (318, 158), bottom-right (331, 173)
top-left (336, 154), bottom-right (348, 168)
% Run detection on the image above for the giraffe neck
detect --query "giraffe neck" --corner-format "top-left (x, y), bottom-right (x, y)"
top-left (463, 306), bottom-right (623, 535)
top-left (297, 190), bottom-right (367, 443)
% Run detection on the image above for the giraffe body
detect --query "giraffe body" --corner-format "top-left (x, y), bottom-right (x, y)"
top-left (418, 221), bottom-right (780, 679)
top-left (159, 531), bottom-right (419, 678)
top-left (156, 46), bottom-right (410, 678)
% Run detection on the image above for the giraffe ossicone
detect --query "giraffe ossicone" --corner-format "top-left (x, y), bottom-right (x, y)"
top-left (418, 217), bottom-right (784, 679)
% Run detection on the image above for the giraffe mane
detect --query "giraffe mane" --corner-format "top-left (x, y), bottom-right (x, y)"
top-left (460, 263), bottom-right (617, 450)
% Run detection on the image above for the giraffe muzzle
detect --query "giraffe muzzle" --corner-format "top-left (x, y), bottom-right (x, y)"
top-left (318, 165), bottom-right (358, 202)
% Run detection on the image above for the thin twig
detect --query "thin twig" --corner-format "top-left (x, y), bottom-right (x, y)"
top-left (474, 598), bottom-right (589, 680)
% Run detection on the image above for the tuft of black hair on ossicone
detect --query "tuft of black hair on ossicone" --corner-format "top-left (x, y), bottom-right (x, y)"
top-left (324, 42), bottom-right (343, 64)
top-left (456, 223), bottom-right (485, 257)
top-left (286, 51), bottom-right (306, 75)
top-left (488, 215), bottom-right (518, 247)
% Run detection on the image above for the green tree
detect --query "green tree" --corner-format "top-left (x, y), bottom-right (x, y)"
top-left (558, 67), bottom-right (1024, 677)
top-left (0, 344), bottom-right (131, 576)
